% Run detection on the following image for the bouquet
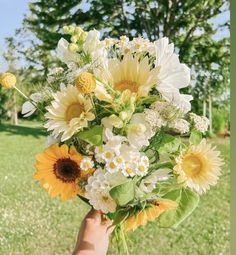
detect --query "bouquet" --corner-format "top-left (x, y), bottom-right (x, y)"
top-left (0, 25), bottom-right (224, 253)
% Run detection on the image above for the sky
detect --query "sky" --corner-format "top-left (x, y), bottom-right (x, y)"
top-left (0, 0), bottom-right (230, 68)
top-left (0, 0), bottom-right (29, 52)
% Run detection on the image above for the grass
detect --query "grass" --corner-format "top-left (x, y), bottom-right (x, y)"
top-left (0, 121), bottom-right (230, 255)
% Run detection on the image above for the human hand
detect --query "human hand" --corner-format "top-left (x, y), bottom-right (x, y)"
top-left (72, 209), bottom-right (115, 255)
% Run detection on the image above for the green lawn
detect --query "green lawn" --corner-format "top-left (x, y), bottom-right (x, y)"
top-left (0, 122), bottom-right (230, 255)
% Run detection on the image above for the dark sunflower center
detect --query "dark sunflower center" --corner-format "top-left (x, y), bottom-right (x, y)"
top-left (54, 158), bottom-right (80, 183)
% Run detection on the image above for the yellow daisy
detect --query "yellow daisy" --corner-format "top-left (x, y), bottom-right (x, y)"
top-left (124, 199), bottom-right (177, 232)
top-left (34, 144), bottom-right (94, 201)
top-left (95, 54), bottom-right (159, 102)
top-left (174, 139), bottom-right (224, 194)
top-left (44, 85), bottom-right (95, 141)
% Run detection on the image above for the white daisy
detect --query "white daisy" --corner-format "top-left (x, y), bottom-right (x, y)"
top-left (44, 85), bottom-right (95, 141)
top-left (80, 157), bottom-right (94, 171)
top-left (94, 53), bottom-right (159, 102)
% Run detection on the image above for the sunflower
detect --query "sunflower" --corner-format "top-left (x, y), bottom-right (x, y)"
top-left (124, 199), bottom-right (177, 232)
top-left (94, 54), bottom-right (159, 102)
top-left (174, 139), bottom-right (224, 194)
top-left (34, 144), bottom-right (94, 201)
top-left (44, 85), bottom-right (95, 141)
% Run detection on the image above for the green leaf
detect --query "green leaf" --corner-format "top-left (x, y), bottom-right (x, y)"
top-left (189, 130), bottom-right (202, 145)
top-left (150, 132), bottom-right (175, 150)
top-left (77, 125), bottom-right (103, 146)
top-left (158, 188), bottom-right (199, 228)
top-left (109, 180), bottom-right (135, 207)
top-left (159, 137), bottom-right (182, 154)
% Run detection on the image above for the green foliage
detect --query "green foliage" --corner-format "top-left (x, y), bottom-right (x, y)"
top-left (110, 180), bottom-right (135, 207)
top-left (189, 130), bottom-right (202, 145)
top-left (0, 87), bottom-right (8, 122)
top-left (213, 109), bottom-right (228, 134)
top-left (159, 188), bottom-right (200, 228)
top-left (77, 125), bottom-right (103, 146)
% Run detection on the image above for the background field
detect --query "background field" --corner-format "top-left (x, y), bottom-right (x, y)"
top-left (0, 121), bottom-right (230, 255)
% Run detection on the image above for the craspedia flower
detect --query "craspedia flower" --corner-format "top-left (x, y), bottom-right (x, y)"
top-left (0, 72), bottom-right (16, 88)
top-left (174, 139), bottom-right (224, 194)
top-left (124, 199), bottom-right (177, 232)
top-left (75, 72), bottom-right (96, 93)
top-left (34, 144), bottom-right (94, 201)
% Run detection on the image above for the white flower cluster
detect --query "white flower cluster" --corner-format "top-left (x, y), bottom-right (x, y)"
top-left (169, 119), bottom-right (190, 134)
top-left (95, 129), bottom-right (150, 177)
top-left (190, 113), bottom-right (209, 133)
top-left (85, 169), bottom-right (126, 213)
top-left (144, 101), bottom-right (190, 134)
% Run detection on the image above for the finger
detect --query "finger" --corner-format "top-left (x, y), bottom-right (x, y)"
top-left (86, 209), bottom-right (102, 223)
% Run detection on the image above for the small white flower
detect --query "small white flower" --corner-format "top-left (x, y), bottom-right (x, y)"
top-left (95, 146), bottom-right (104, 163)
top-left (21, 92), bottom-right (42, 117)
top-left (121, 163), bottom-right (136, 177)
top-left (80, 158), bottom-right (94, 171)
top-left (139, 168), bottom-right (171, 193)
top-left (135, 163), bottom-right (148, 177)
top-left (101, 150), bottom-right (115, 163)
top-left (106, 161), bottom-right (119, 173)
top-left (56, 38), bottom-right (80, 65)
top-left (140, 155), bottom-right (150, 168)
top-left (127, 113), bottom-right (154, 149)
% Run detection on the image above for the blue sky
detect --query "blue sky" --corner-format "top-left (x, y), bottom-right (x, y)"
top-left (0, 0), bottom-right (29, 52)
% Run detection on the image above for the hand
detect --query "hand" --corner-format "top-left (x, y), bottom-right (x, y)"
top-left (72, 209), bottom-right (115, 255)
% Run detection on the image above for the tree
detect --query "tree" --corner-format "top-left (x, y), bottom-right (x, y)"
top-left (19, 0), bottom-right (229, 125)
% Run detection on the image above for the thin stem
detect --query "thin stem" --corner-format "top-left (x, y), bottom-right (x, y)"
top-left (13, 86), bottom-right (29, 100)
top-left (13, 86), bottom-right (44, 115)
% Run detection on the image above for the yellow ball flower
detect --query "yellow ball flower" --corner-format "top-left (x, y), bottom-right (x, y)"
top-left (75, 72), bottom-right (96, 93)
top-left (0, 72), bottom-right (16, 89)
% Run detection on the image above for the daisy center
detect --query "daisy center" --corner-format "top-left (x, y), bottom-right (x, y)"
top-left (65, 103), bottom-right (84, 122)
top-left (182, 155), bottom-right (202, 177)
top-left (114, 80), bottom-right (139, 93)
top-left (54, 158), bottom-right (80, 182)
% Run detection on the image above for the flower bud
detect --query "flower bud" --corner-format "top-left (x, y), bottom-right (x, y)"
top-left (75, 27), bottom-right (83, 35)
top-left (71, 35), bottom-right (79, 43)
top-left (63, 26), bottom-right (70, 34)
top-left (68, 43), bottom-right (79, 52)
top-left (119, 111), bottom-right (128, 121)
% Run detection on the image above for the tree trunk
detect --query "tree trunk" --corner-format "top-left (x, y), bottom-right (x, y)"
top-left (208, 95), bottom-right (212, 133)
top-left (12, 91), bottom-right (18, 125)
top-left (203, 99), bottom-right (206, 117)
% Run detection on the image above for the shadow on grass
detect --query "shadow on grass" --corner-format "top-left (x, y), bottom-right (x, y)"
top-left (0, 123), bottom-right (46, 138)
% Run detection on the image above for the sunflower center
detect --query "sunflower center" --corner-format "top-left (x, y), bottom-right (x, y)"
top-left (54, 158), bottom-right (80, 182)
top-left (65, 103), bottom-right (84, 122)
top-left (182, 155), bottom-right (202, 177)
top-left (114, 80), bottom-right (139, 93)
